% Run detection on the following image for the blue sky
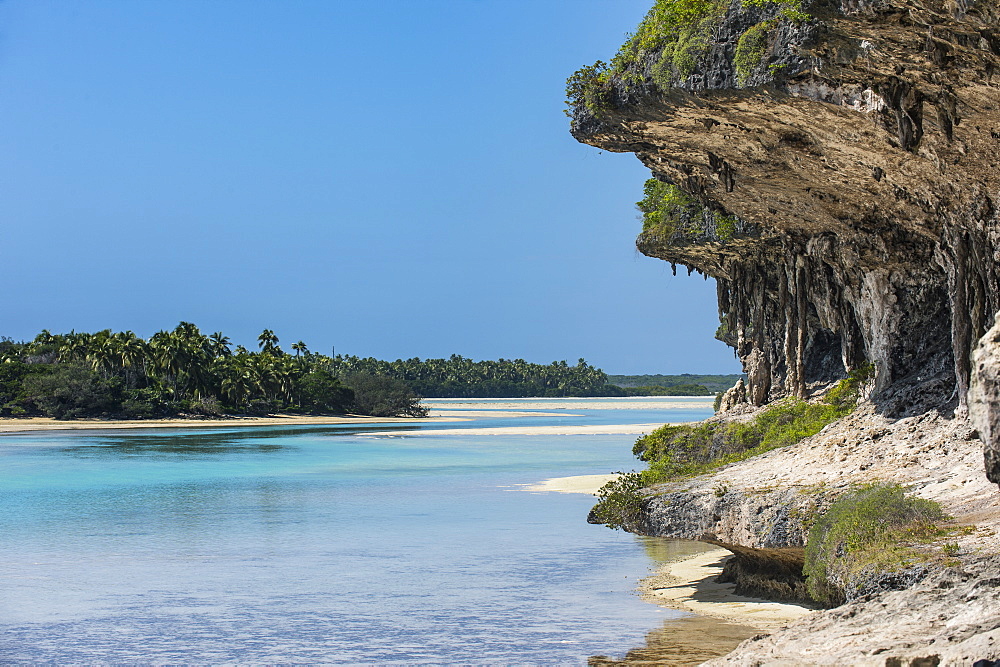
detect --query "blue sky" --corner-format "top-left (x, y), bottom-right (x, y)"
top-left (0, 0), bottom-right (741, 375)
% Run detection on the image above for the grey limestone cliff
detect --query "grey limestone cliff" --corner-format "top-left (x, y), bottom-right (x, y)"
top-left (570, 0), bottom-right (1000, 662)
top-left (572, 0), bottom-right (1000, 436)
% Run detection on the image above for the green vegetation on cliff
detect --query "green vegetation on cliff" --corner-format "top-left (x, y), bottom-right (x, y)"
top-left (591, 366), bottom-right (872, 530)
top-left (804, 484), bottom-right (947, 605)
top-left (565, 0), bottom-right (811, 115)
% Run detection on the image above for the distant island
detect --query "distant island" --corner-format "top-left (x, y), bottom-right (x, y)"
top-left (0, 323), bottom-right (730, 421)
top-left (607, 373), bottom-right (744, 396)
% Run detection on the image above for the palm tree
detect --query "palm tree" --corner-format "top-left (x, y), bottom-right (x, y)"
top-left (209, 332), bottom-right (232, 358)
top-left (258, 329), bottom-right (280, 355)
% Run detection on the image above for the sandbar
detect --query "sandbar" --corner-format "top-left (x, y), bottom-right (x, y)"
top-left (520, 473), bottom-right (621, 494)
top-left (423, 398), bottom-right (714, 411)
top-left (642, 547), bottom-right (816, 629)
top-left (367, 422), bottom-right (672, 437)
top-left (0, 413), bottom-right (450, 435)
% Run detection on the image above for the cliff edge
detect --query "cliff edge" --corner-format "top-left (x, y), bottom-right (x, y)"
top-left (569, 0), bottom-right (1000, 663)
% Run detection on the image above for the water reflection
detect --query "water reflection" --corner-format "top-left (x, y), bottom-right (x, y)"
top-left (637, 535), bottom-right (718, 566)
top-left (589, 615), bottom-right (759, 666)
top-left (48, 424), bottom-right (423, 458)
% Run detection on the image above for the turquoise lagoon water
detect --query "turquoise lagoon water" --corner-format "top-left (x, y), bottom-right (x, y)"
top-left (0, 397), bottom-right (715, 663)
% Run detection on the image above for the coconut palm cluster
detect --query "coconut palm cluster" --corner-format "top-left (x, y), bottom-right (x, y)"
top-left (0, 322), bottom-right (422, 419)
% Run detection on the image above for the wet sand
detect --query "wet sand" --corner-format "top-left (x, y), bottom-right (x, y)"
top-left (641, 548), bottom-right (816, 629)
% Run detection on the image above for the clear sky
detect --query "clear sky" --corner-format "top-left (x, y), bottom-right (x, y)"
top-left (0, 0), bottom-right (742, 375)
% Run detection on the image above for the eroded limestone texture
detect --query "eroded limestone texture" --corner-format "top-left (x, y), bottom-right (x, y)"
top-left (969, 312), bottom-right (1000, 487)
top-left (571, 0), bottom-right (1000, 417)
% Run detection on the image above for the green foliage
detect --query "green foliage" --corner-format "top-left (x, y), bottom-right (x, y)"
top-left (0, 323), bottom-right (425, 419)
top-left (804, 484), bottom-right (946, 605)
top-left (593, 369), bottom-right (872, 530)
top-left (564, 60), bottom-right (611, 117)
top-left (592, 472), bottom-right (647, 531)
top-left (330, 354), bottom-right (617, 398)
top-left (565, 0), bottom-right (814, 116)
top-left (742, 0), bottom-right (810, 22)
top-left (636, 179), bottom-right (696, 236)
top-left (346, 373), bottom-right (427, 418)
top-left (625, 0), bottom-right (727, 87)
top-left (715, 215), bottom-right (738, 241)
top-left (734, 21), bottom-right (774, 85)
top-left (620, 383), bottom-right (712, 396)
top-left (18, 363), bottom-right (122, 420)
top-left (298, 370), bottom-right (354, 414)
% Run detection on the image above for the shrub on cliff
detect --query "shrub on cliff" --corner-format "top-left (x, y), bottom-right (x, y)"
top-left (804, 484), bottom-right (946, 605)
top-left (592, 366), bottom-right (873, 530)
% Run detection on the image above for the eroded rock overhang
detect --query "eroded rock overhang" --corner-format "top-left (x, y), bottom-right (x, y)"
top-left (571, 0), bottom-right (1000, 417)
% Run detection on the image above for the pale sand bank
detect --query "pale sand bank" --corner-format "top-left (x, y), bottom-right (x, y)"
top-left (0, 413), bottom-right (453, 435)
top-left (427, 409), bottom-right (578, 419)
top-left (367, 423), bottom-right (672, 437)
top-left (423, 398), bottom-right (714, 411)
top-left (642, 548), bottom-right (816, 629)
top-left (519, 473), bottom-right (620, 494)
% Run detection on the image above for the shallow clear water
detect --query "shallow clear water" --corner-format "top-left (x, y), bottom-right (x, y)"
top-left (0, 398), bottom-right (716, 663)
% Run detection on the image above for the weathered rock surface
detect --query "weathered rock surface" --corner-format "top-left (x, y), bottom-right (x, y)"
top-left (569, 0), bottom-right (1000, 661)
top-left (637, 404), bottom-right (998, 556)
top-left (634, 405), bottom-right (1000, 662)
top-left (572, 0), bottom-right (1000, 417)
top-left (969, 312), bottom-right (1000, 488)
top-left (703, 554), bottom-right (1000, 666)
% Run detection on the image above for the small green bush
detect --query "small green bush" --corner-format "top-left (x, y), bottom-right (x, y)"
top-left (804, 483), bottom-right (946, 605)
top-left (734, 21), bottom-right (774, 85)
top-left (564, 60), bottom-right (611, 117)
top-left (592, 472), bottom-right (647, 531)
top-left (346, 373), bottom-right (427, 418)
top-left (636, 179), bottom-right (695, 236)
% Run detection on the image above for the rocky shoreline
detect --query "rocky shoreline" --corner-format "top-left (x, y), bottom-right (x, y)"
top-left (619, 401), bottom-right (999, 664)
top-left (566, 0), bottom-right (1000, 660)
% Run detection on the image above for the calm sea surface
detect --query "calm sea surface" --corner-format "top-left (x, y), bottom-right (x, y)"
top-left (0, 397), bottom-right (725, 664)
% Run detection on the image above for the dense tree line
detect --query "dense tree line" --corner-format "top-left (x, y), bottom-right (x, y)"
top-left (0, 323), bottom-right (710, 420)
top-left (325, 355), bottom-right (620, 398)
top-left (607, 373), bottom-right (744, 393)
top-left (0, 323), bottom-right (425, 419)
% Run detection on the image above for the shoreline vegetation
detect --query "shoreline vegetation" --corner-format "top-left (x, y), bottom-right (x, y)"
top-left (0, 323), bottom-right (739, 424)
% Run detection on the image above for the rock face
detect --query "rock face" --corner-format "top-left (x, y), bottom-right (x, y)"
top-left (969, 312), bottom-right (1000, 488)
top-left (569, 3), bottom-right (1000, 658)
top-left (570, 0), bottom-right (1000, 418)
top-left (702, 554), bottom-right (1000, 666)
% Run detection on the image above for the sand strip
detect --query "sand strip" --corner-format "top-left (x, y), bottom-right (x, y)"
top-left (0, 413), bottom-right (453, 435)
top-left (641, 548), bottom-right (817, 629)
top-left (519, 473), bottom-right (620, 494)
top-left (367, 423), bottom-right (672, 437)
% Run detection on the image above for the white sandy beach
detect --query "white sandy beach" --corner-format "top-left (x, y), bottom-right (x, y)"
top-left (519, 473), bottom-right (621, 494)
top-left (642, 548), bottom-right (816, 629)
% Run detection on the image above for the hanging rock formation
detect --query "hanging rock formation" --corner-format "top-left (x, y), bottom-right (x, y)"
top-left (570, 0), bottom-right (1000, 422)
